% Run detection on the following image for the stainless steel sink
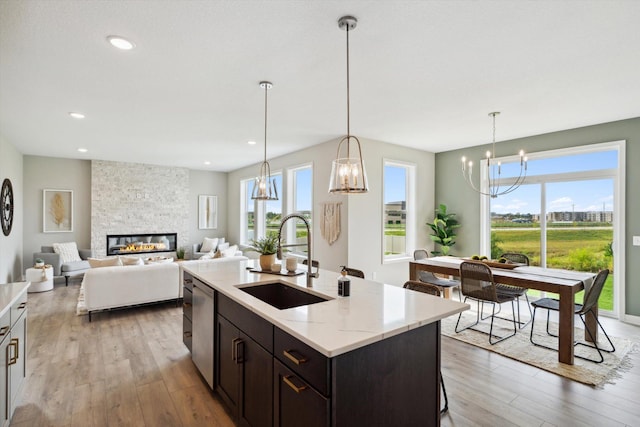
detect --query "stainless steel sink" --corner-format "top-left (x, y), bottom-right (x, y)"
top-left (237, 281), bottom-right (330, 310)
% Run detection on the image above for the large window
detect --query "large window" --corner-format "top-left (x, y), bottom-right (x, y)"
top-left (383, 160), bottom-right (416, 261)
top-left (286, 164), bottom-right (313, 253)
top-left (240, 172), bottom-right (282, 245)
top-left (484, 142), bottom-right (624, 316)
top-left (241, 165), bottom-right (312, 251)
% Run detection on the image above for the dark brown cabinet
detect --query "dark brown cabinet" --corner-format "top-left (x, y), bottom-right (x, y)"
top-left (273, 359), bottom-right (329, 427)
top-left (217, 295), bottom-right (273, 427)
top-left (184, 274), bottom-right (442, 427)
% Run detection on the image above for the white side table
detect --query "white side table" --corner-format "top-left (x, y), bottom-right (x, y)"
top-left (26, 266), bottom-right (54, 292)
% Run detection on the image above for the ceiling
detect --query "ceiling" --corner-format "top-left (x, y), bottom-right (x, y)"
top-left (1, 1), bottom-right (639, 172)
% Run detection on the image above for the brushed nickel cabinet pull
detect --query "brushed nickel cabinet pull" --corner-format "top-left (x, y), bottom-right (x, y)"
top-left (283, 349), bottom-right (307, 365)
top-left (283, 375), bottom-right (307, 393)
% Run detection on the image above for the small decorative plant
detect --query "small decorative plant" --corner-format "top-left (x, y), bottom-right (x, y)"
top-left (176, 247), bottom-right (185, 260)
top-left (35, 258), bottom-right (44, 266)
top-left (426, 203), bottom-right (460, 256)
top-left (250, 234), bottom-right (280, 255)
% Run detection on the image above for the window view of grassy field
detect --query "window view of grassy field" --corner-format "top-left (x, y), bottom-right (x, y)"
top-left (492, 223), bottom-right (614, 311)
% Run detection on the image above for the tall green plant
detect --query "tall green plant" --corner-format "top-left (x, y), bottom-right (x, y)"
top-left (426, 204), bottom-right (460, 255)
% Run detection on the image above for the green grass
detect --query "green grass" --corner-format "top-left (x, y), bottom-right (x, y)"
top-left (493, 227), bottom-right (614, 311)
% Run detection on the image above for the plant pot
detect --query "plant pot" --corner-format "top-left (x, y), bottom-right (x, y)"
top-left (259, 254), bottom-right (276, 271)
top-left (35, 262), bottom-right (44, 268)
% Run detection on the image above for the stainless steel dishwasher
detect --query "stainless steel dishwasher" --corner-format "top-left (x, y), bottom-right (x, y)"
top-left (192, 280), bottom-right (214, 388)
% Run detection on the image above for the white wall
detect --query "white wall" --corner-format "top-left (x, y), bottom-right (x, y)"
top-left (227, 138), bottom-right (435, 285)
top-left (347, 138), bottom-right (435, 286)
top-left (0, 136), bottom-right (23, 283)
top-left (227, 140), bottom-right (349, 272)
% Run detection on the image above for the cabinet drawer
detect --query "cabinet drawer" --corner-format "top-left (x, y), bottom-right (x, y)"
top-left (274, 327), bottom-right (330, 396)
top-left (183, 287), bottom-right (193, 321)
top-left (183, 272), bottom-right (194, 292)
top-left (217, 293), bottom-right (273, 353)
top-left (0, 310), bottom-right (9, 340)
top-left (11, 292), bottom-right (27, 327)
top-left (183, 315), bottom-right (192, 352)
top-left (274, 359), bottom-right (329, 427)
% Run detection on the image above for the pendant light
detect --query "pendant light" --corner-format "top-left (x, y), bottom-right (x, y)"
top-left (251, 81), bottom-right (278, 201)
top-left (328, 16), bottom-right (369, 194)
top-left (461, 112), bottom-right (527, 198)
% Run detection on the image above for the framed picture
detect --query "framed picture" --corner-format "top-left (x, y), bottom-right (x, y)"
top-left (43, 189), bottom-right (73, 232)
top-left (198, 195), bottom-right (217, 229)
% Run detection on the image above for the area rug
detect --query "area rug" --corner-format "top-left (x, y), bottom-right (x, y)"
top-left (442, 311), bottom-right (637, 387)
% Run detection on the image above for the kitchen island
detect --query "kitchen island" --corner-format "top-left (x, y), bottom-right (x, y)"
top-left (181, 259), bottom-right (468, 427)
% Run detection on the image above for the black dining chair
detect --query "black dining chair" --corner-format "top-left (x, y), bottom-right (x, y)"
top-left (403, 280), bottom-right (449, 415)
top-left (413, 249), bottom-right (461, 300)
top-left (456, 261), bottom-right (518, 344)
top-left (490, 252), bottom-right (532, 329)
top-left (529, 269), bottom-right (615, 363)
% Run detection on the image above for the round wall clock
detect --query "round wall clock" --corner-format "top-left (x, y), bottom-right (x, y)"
top-left (1, 178), bottom-right (14, 236)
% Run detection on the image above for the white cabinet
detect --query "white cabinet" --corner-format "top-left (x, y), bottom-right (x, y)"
top-left (1, 284), bottom-right (28, 427)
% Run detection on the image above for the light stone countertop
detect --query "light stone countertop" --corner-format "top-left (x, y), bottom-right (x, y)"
top-left (182, 259), bottom-right (469, 358)
top-left (0, 281), bottom-right (30, 317)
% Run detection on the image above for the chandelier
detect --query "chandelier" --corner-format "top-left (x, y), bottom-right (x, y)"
top-left (251, 81), bottom-right (278, 201)
top-left (461, 112), bottom-right (527, 198)
top-left (328, 16), bottom-right (369, 194)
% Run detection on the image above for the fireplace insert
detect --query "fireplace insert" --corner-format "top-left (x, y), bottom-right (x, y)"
top-left (106, 233), bottom-right (177, 256)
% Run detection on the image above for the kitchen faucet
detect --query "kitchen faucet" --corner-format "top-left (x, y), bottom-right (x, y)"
top-left (277, 213), bottom-right (318, 287)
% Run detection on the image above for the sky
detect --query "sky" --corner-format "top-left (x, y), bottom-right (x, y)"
top-left (489, 150), bottom-right (617, 215)
top-left (252, 149), bottom-right (618, 216)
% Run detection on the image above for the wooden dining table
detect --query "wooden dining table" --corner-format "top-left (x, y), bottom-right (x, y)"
top-left (410, 256), bottom-right (597, 365)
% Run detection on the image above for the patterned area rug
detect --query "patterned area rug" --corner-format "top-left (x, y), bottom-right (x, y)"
top-left (442, 311), bottom-right (637, 387)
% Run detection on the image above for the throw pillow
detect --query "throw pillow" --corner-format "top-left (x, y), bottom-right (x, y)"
top-left (217, 242), bottom-right (230, 252)
top-left (120, 256), bottom-right (143, 266)
top-left (200, 237), bottom-right (219, 253)
top-left (53, 242), bottom-right (82, 263)
top-left (220, 244), bottom-right (239, 257)
top-left (88, 257), bottom-right (122, 268)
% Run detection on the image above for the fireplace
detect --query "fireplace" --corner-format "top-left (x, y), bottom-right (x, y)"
top-left (106, 233), bottom-right (177, 256)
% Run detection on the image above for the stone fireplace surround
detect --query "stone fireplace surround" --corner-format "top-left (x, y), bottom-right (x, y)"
top-left (106, 233), bottom-right (177, 256)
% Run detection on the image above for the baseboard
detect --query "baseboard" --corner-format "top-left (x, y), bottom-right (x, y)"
top-left (622, 313), bottom-right (640, 326)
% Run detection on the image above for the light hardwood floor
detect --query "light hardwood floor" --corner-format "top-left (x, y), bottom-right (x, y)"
top-left (12, 280), bottom-right (640, 427)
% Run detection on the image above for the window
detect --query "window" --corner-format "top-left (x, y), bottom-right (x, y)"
top-left (483, 141), bottom-right (624, 317)
top-left (285, 164), bottom-right (313, 255)
top-left (240, 172), bottom-right (282, 245)
top-left (383, 160), bottom-right (416, 261)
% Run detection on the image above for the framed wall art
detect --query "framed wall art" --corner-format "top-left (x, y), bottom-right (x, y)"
top-left (198, 195), bottom-right (217, 229)
top-left (43, 189), bottom-right (73, 232)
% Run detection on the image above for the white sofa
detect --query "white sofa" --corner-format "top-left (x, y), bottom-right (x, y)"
top-left (80, 256), bottom-right (249, 320)
top-left (82, 262), bottom-right (180, 321)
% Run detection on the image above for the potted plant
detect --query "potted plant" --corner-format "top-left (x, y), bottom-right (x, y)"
top-left (35, 258), bottom-right (45, 267)
top-left (426, 203), bottom-right (460, 256)
top-left (176, 247), bottom-right (186, 260)
top-left (250, 234), bottom-right (280, 271)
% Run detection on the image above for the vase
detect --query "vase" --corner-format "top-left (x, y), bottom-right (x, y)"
top-left (259, 254), bottom-right (276, 271)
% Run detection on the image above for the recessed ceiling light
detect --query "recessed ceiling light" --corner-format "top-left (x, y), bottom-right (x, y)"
top-left (204, 161), bottom-right (211, 165)
top-left (68, 112), bottom-right (85, 119)
top-left (107, 35), bottom-right (135, 50)
top-left (247, 140), bottom-right (257, 145)
top-left (77, 148), bottom-right (88, 153)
